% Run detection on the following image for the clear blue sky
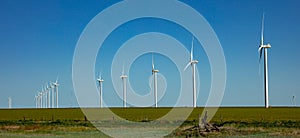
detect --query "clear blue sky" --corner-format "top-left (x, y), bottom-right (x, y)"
top-left (0, 0), bottom-right (299, 108)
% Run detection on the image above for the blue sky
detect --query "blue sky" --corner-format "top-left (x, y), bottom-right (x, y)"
top-left (0, 0), bottom-right (299, 108)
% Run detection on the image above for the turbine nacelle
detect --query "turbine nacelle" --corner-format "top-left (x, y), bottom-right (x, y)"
top-left (259, 43), bottom-right (271, 49)
top-left (97, 78), bottom-right (104, 82)
top-left (263, 43), bottom-right (271, 48)
top-left (52, 77), bottom-right (59, 87)
top-left (184, 60), bottom-right (198, 71)
top-left (191, 60), bottom-right (199, 64)
top-left (120, 75), bottom-right (128, 79)
top-left (152, 69), bottom-right (159, 74)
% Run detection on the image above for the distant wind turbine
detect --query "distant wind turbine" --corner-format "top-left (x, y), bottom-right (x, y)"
top-left (41, 86), bottom-right (45, 108)
top-left (36, 92), bottom-right (40, 108)
top-left (258, 13), bottom-right (271, 108)
top-left (47, 84), bottom-right (51, 108)
top-left (97, 74), bottom-right (104, 108)
top-left (152, 54), bottom-right (159, 108)
top-left (120, 65), bottom-right (128, 108)
top-left (53, 78), bottom-right (59, 108)
top-left (292, 95), bottom-right (296, 106)
top-left (184, 37), bottom-right (198, 108)
top-left (8, 97), bottom-right (12, 109)
top-left (50, 82), bottom-right (55, 108)
top-left (39, 92), bottom-right (43, 108)
top-left (43, 87), bottom-right (47, 108)
top-left (34, 95), bottom-right (38, 108)
top-left (44, 86), bottom-right (48, 108)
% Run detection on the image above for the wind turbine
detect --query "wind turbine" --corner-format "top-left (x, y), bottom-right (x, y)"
top-left (97, 74), bottom-right (104, 108)
top-left (39, 92), bottom-right (43, 108)
top-left (42, 87), bottom-right (47, 108)
top-left (184, 37), bottom-right (198, 108)
top-left (44, 85), bottom-right (48, 108)
top-left (53, 78), bottom-right (59, 108)
top-left (292, 94), bottom-right (296, 106)
top-left (36, 92), bottom-right (40, 108)
top-left (50, 82), bottom-right (55, 108)
top-left (152, 54), bottom-right (159, 108)
top-left (34, 95), bottom-right (38, 108)
top-left (258, 13), bottom-right (271, 108)
top-left (41, 86), bottom-right (45, 108)
top-left (8, 97), bottom-right (12, 109)
top-left (47, 84), bottom-right (51, 108)
top-left (120, 65), bottom-right (128, 108)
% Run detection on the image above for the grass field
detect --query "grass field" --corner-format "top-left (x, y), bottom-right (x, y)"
top-left (0, 107), bottom-right (299, 122)
top-left (0, 107), bottom-right (299, 137)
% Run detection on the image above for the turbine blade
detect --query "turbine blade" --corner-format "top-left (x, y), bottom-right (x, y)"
top-left (56, 76), bottom-right (59, 83)
top-left (122, 63), bottom-right (124, 76)
top-left (261, 13), bottom-right (265, 46)
top-left (98, 71), bottom-right (101, 79)
top-left (259, 48), bottom-right (263, 62)
top-left (152, 53), bottom-right (154, 70)
top-left (100, 69), bottom-right (103, 79)
top-left (258, 46), bottom-right (263, 52)
top-left (258, 47), bottom-right (263, 76)
top-left (184, 62), bottom-right (191, 71)
top-left (191, 37), bottom-right (194, 61)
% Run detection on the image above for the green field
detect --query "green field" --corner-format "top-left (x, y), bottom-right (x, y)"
top-left (1, 107), bottom-right (299, 122)
top-left (0, 107), bottom-right (299, 137)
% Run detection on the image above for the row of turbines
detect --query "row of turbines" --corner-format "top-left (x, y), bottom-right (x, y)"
top-left (97, 37), bottom-right (198, 108)
top-left (96, 14), bottom-right (273, 108)
top-left (34, 79), bottom-right (59, 108)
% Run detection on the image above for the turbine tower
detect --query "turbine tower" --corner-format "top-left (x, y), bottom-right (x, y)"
top-left (120, 65), bottom-right (128, 108)
top-left (97, 74), bottom-right (104, 108)
top-left (184, 37), bottom-right (198, 108)
top-left (53, 79), bottom-right (59, 108)
top-left (258, 13), bottom-right (271, 108)
top-left (152, 54), bottom-right (159, 108)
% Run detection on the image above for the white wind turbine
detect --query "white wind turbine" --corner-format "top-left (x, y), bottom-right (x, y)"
top-left (97, 74), bottom-right (104, 108)
top-left (43, 86), bottom-right (47, 108)
top-left (36, 92), bottom-right (40, 108)
top-left (44, 85), bottom-right (48, 108)
top-left (47, 84), bottom-right (51, 108)
top-left (53, 78), bottom-right (59, 108)
top-left (39, 91), bottom-right (43, 108)
top-left (34, 95), bottom-right (37, 108)
top-left (292, 94), bottom-right (296, 106)
top-left (258, 13), bottom-right (271, 108)
top-left (34, 94), bottom-right (38, 108)
top-left (120, 65), bottom-right (128, 108)
top-left (50, 82), bottom-right (55, 108)
top-left (184, 37), bottom-right (198, 108)
top-left (152, 54), bottom-right (159, 108)
top-left (8, 97), bottom-right (12, 109)
top-left (40, 86), bottom-right (44, 108)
